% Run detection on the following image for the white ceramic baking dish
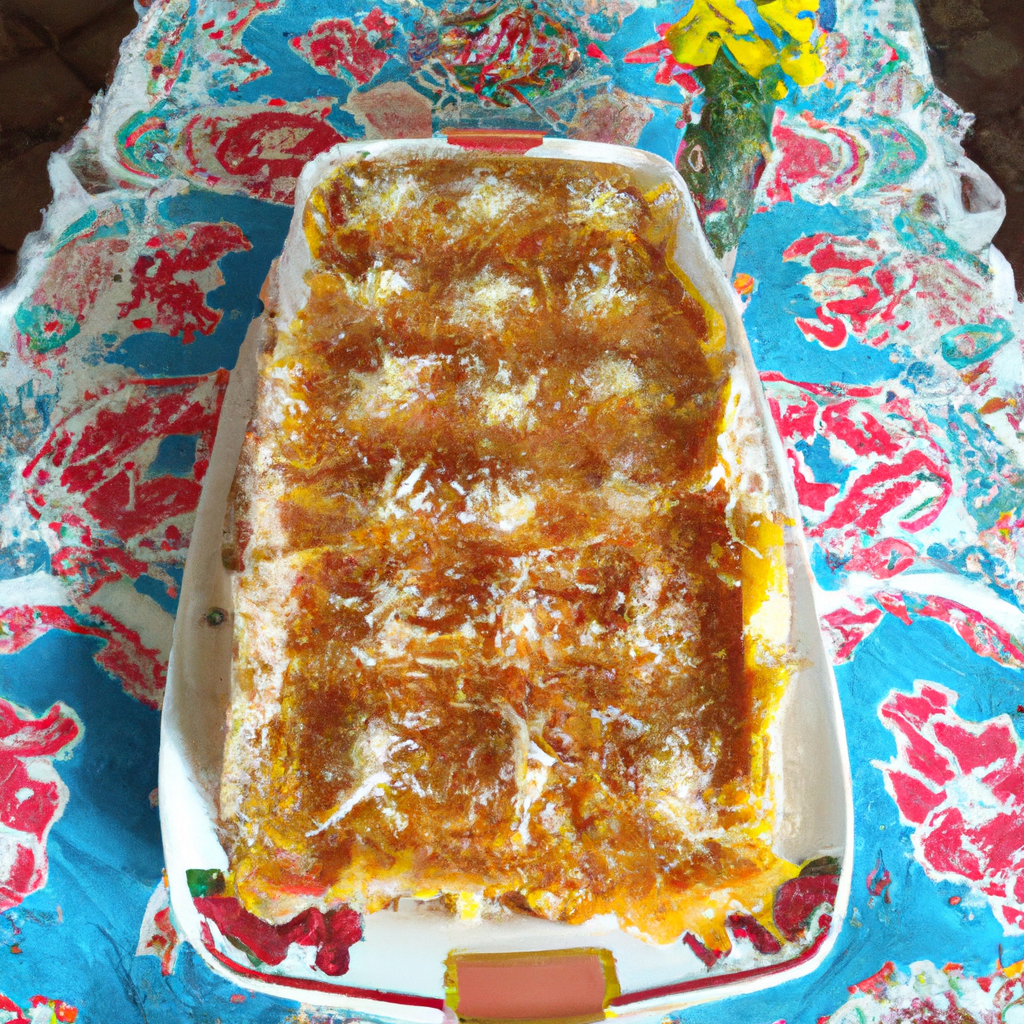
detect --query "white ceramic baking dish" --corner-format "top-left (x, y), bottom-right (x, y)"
top-left (160, 135), bottom-right (853, 1021)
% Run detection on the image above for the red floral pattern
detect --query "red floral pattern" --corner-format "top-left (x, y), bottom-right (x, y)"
top-left (23, 373), bottom-right (227, 582)
top-left (197, 0), bottom-right (282, 92)
top-left (290, 9), bottom-right (398, 85)
top-left (0, 700), bottom-right (81, 913)
top-left (764, 374), bottom-right (951, 546)
top-left (876, 680), bottom-right (1024, 932)
top-left (115, 225), bottom-right (251, 345)
top-left (181, 101), bottom-right (347, 204)
top-left (820, 590), bottom-right (1024, 668)
top-left (0, 606), bottom-right (166, 707)
top-left (782, 232), bottom-right (993, 351)
top-left (16, 210), bottom-right (251, 358)
top-left (10, 372), bottom-right (229, 705)
top-left (433, 3), bottom-right (583, 108)
top-left (759, 110), bottom-right (866, 209)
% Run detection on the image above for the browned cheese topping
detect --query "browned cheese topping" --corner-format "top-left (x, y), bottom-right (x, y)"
top-left (221, 153), bottom-right (796, 948)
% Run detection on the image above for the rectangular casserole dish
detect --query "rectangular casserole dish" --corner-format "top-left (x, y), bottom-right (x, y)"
top-left (160, 134), bottom-right (853, 1020)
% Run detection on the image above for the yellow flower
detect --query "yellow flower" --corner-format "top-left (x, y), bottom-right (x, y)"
top-left (778, 39), bottom-right (826, 84)
top-left (722, 31), bottom-right (778, 77)
top-left (664, 0), bottom-right (777, 78)
top-left (757, 0), bottom-right (818, 44)
top-left (662, 0), bottom-right (826, 87)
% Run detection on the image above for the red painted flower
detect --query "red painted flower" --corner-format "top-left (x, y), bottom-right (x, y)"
top-left (763, 375), bottom-right (951, 546)
top-left (0, 607), bottom-right (166, 710)
top-left (819, 597), bottom-right (885, 663)
top-left (12, 372), bottom-right (229, 705)
top-left (199, 0), bottom-right (282, 92)
top-left (759, 109), bottom-right (865, 209)
top-left (291, 9), bottom-right (398, 85)
top-left (15, 209), bottom-right (250, 357)
top-left (876, 680), bottom-right (1024, 932)
top-left (181, 101), bottom-right (346, 205)
top-left (783, 232), bottom-right (993, 351)
top-left (116, 224), bottom-right (251, 344)
top-left (819, 589), bottom-right (1024, 668)
top-left (0, 700), bottom-right (82, 913)
top-left (22, 372), bottom-right (227, 571)
top-left (760, 372), bottom-right (1024, 668)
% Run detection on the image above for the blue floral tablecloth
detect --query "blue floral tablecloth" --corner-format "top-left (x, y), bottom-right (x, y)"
top-left (2, 0), bottom-right (1024, 1020)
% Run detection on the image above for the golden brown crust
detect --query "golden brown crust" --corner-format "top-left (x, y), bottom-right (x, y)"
top-left (221, 153), bottom-right (796, 947)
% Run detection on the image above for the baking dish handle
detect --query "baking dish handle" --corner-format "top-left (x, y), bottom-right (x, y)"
top-left (445, 128), bottom-right (547, 154)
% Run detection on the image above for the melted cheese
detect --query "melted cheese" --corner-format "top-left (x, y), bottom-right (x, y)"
top-left (222, 153), bottom-right (798, 949)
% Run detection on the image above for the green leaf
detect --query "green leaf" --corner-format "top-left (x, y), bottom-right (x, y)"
top-left (186, 867), bottom-right (226, 898)
top-left (678, 52), bottom-right (778, 257)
